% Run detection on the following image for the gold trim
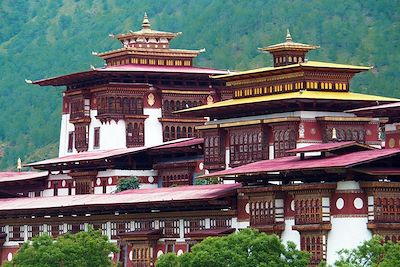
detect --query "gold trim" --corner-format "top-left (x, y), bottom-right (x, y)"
top-left (226, 72), bottom-right (304, 87)
top-left (220, 119), bottom-right (262, 128)
top-left (195, 124), bottom-right (219, 130)
top-left (159, 118), bottom-right (206, 123)
top-left (315, 116), bottom-right (373, 122)
top-left (162, 90), bottom-right (210, 95)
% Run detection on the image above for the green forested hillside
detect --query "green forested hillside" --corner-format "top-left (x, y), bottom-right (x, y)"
top-left (0, 0), bottom-right (399, 169)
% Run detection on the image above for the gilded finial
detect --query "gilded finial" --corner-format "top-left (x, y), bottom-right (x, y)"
top-left (286, 28), bottom-right (292, 42)
top-left (142, 12), bottom-right (151, 29)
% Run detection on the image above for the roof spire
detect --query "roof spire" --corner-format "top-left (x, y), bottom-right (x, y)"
top-left (142, 12), bottom-right (151, 29)
top-left (286, 28), bottom-right (292, 42)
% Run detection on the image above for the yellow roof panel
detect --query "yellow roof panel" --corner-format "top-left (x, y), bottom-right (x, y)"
top-left (177, 91), bottom-right (399, 113)
top-left (213, 61), bottom-right (372, 79)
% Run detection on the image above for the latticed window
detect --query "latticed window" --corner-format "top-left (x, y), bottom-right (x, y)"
top-left (75, 179), bottom-right (93, 195)
top-left (184, 219), bottom-right (205, 234)
top-left (91, 222), bottom-right (108, 236)
top-left (300, 233), bottom-right (325, 265)
top-left (210, 218), bottom-right (232, 229)
top-left (295, 198), bottom-right (322, 225)
top-left (132, 246), bottom-right (152, 266)
top-left (250, 199), bottom-right (275, 226)
top-left (273, 128), bottom-right (296, 158)
top-left (111, 221), bottom-right (131, 239)
top-left (133, 220), bottom-right (155, 231)
top-left (163, 124), bottom-right (199, 142)
top-left (160, 219), bottom-right (180, 237)
top-left (74, 123), bottom-right (89, 152)
top-left (126, 122), bottom-right (144, 147)
top-left (375, 197), bottom-right (400, 223)
top-left (27, 224), bottom-right (45, 239)
top-left (9, 225), bottom-right (24, 241)
top-left (97, 96), bottom-right (143, 116)
top-left (204, 133), bottom-right (224, 167)
top-left (229, 127), bottom-right (267, 166)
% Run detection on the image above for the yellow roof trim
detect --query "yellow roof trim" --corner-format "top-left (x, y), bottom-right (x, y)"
top-left (195, 124), bottom-right (219, 130)
top-left (315, 116), bottom-right (373, 122)
top-left (212, 61), bottom-right (372, 79)
top-left (219, 120), bottom-right (262, 128)
top-left (177, 91), bottom-right (400, 113)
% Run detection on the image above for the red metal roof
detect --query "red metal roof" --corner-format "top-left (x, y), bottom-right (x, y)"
top-left (0, 183), bottom-right (240, 212)
top-left (203, 149), bottom-right (400, 178)
top-left (32, 65), bottom-right (230, 86)
top-left (27, 138), bottom-right (196, 167)
top-left (286, 141), bottom-right (374, 154)
top-left (0, 172), bottom-right (48, 183)
top-left (155, 138), bottom-right (203, 149)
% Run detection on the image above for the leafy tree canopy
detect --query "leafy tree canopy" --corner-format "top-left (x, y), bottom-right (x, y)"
top-left (156, 228), bottom-right (310, 267)
top-left (116, 176), bottom-right (140, 192)
top-left (334, 235), bottom-right (400, 267)
top-left (3, 228), bottom-right (118, 267)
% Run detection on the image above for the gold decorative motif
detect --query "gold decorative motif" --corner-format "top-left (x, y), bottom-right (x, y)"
top-left (389, 138), bottom-right (396, 148)
top-left (207, 95), bottom-right (214, 105)
top-left (147, 93), bottom-right (155, 106)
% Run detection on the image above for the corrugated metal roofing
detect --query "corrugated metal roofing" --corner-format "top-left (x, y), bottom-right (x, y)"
top-left (0, 183), bottom-right (240, 212)
top-left (286, 141), bottom-right (374, 154)
top-left (202, 149), bottom-right (400, 178)
top-left (0, 172), bottom-right (48, 183)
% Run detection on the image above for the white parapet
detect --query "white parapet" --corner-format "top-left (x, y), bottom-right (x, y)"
top-left (281, 218), bottom-right (300, 249)
top-left (143, 108), bottom-right (163, 147)
top-left (327, 217), bottom-right (372, 265)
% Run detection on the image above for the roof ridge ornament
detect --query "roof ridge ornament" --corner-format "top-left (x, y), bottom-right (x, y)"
top-left (142, 12), bottom-right (151, 29)
top-left (286, 29), bottom-right (292, 42)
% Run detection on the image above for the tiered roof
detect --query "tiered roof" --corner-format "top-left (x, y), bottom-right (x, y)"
top-left (96, 13), bottom-right (203, 61)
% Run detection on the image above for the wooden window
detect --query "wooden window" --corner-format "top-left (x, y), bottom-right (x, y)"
top-left (126, 122), bottom-right (144, 147)
top-left (94, 127), bottom-right (100, 149)
top-left (375, 197), bottom-right (400, 223)
top-left (133, 220), bottom-right (155, 231)
top-left (139, 58), bottom-right (147, 64)
top-left (184, 219), bottom-right (205, 234)
top-left (68, 131), bottom-right (74, 152)
top-left (250, 199), bottom-right (275, 226)
top-left (166, 59), bottom-right (174, 66)
top-left (274, 128), bottom-right (296, 158)
top-left (166, 242), bottom-right (175, 253)
top-left (230, 127), bottom-right (267, 165)
top-left (53, 181), bottom-right (58, 196)
top-left (301, 233), bottom-right (325, 265)
top-left (158, 59), bottom-right (165, 65)
top-left (68, 182), bottom-right (72, 195)
top-left (74, 123), bottom-right (89, 152)
top-left (75, 179), bottom-right (93, 194)
top-left (210, 218), bottom-right (232, 229)
top-left (184, 60), bottom-right (191, 66)
top-left (295, 198), bottom-right (322, 225)
top-left (204, 134), bottom-right (224, 167)
top-left (9, 225), bottom-right (24, 241)
top-left (132, 246), bottom-right (152, 266)
top-left (149, 59), bottom-right (156, 65)
top-left (160, 219), bottom-right (180, 237)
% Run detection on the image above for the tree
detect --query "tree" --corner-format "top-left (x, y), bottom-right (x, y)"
top-left (156, 228), bottom-right (310, 267)
top-left (3, 228), bottom-right (118, 267)
top-left (334, 235), bottom-right (400, 267)
top-left (116, 176), bottom-right (140, 192)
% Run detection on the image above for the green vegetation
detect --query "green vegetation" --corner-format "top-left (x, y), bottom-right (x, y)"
top-left (2, 228), bottom-right (118, 267)
top-left (334, 235), bottom-right (400, 267)
top-left (0, 1), bottom-right (399, 169)
top-left (116, 176), bottom-right (140, 192)
top-left (156, 228), bottom-right (310, 267)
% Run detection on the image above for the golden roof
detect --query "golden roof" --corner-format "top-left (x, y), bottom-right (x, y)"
top-left (177, 91), bottom-right (399, 114)
top-left (212, 61), bottom-right (372, 79)
top-left (258, 29), bottom-right (319, 53)
top-left (114, 13), bottom-right (180, 41)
